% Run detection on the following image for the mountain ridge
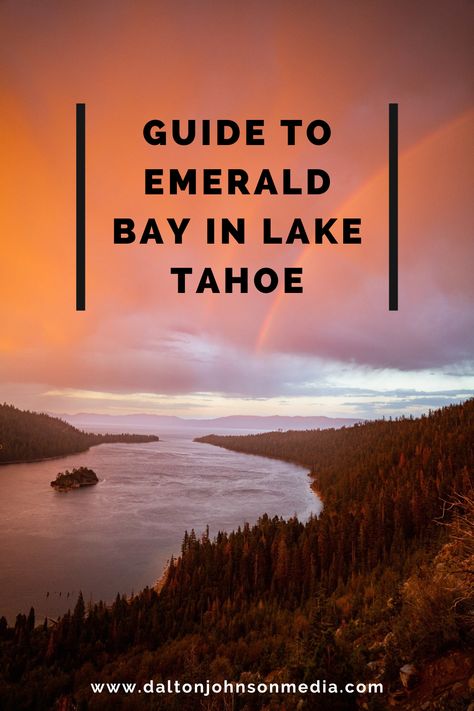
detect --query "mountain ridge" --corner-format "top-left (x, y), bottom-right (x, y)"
top-left (56, 412), bottom-right (361, 431)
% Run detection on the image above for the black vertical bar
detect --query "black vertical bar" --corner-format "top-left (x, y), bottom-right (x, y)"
top-left (76, 103), bottom-right (86, 311)
top-left (389, 103), bottom-right (398, 311)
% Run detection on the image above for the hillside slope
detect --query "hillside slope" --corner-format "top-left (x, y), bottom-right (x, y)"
top-left (0, 403), bottom-right (159, 463)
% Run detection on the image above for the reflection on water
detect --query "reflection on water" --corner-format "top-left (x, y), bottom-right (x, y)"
top-left (0, 430), bottom-right (321, 622)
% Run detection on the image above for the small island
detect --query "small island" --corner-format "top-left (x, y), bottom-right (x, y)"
top-left (50, 467), bottom-right (99, 492)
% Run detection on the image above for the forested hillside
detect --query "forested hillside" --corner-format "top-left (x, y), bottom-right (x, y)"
top-left (0, 404), bottom-right (159, 463)
top-left (197, 403), bottom-right (473, 576)
top-left (0, 401), bottom-right (472, 710)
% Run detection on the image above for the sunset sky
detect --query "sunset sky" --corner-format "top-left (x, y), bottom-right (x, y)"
top-left (1, 0), bottom-right (473, 418)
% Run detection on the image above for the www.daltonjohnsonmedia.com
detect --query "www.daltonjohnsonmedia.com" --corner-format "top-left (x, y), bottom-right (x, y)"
top-left (90, 679), bottom-right (384, 697)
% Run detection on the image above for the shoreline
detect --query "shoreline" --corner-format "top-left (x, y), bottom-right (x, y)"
top-left (0, 437), bottom-right (158, 467)
top-left (196, 436), bottom-right (325, 508)
top-left (0, 448), bottom-right (91, 467)
top-left (150, 441), bottom-right (324, 593)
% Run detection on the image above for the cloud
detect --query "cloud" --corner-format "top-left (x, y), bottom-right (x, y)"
top-left (2, 331), bottom-right (473, 417)
top-left (0, 0), bottom-right (473, 414)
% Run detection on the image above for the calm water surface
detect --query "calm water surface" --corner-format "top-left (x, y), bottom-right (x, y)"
top-left (0, 431), bottom-right (321, 622)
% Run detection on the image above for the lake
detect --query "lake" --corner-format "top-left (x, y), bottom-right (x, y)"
top-left (0, 431), bottom-right (321, 623)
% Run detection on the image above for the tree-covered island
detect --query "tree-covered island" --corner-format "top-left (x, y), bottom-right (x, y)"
top-left (50, 467), bottom-right (99, 492)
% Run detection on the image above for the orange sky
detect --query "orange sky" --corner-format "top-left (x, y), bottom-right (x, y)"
top-left (1, 0), bottom-right (473, 418)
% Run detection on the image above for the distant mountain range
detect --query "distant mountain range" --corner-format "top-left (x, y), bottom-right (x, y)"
top-left (57, 412), bottom-right (361, 433)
